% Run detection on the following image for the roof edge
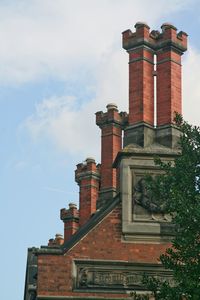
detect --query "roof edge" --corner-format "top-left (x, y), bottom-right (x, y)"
top-left (61, 194), bottom-right (121, 253)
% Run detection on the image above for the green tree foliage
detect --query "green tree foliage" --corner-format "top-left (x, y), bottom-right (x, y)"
top-left (132, 116), bottom-right (200, 300)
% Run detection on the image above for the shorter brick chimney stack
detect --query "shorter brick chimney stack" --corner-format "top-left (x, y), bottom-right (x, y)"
top-left (48, 233), bottom-right (64, 247)
top-left (96, 104), bottom-right (127, 207)
top-left (75, 158), bottom-right (100, 226)
top-left (60, 203), bottom-right (79, 242)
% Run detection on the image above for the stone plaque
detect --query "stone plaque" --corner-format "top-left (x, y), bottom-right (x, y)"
top-left (74, 260), bottom-right (172, 293)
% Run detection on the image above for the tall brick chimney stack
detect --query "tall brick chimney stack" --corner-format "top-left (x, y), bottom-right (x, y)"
top-left (96, 104), bottom-right (127, 207)
top-left (75, 158), bottom-right (100, 226)
top-left (122, 22), bottom-right (187, 148)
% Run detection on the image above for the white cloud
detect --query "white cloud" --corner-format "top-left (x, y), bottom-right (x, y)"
top-left (0, 0), bottom-right (196, 85)
top-left (23, 45), bottom-right (200, 161)
top-left (21, 0), bottom-right (200, 159)
top-left (183, 47), bottom-right (200, 125)
top-left (19, 0), bottom-right (200, 161)
top-left (22, 47), bottom-right (129, 159)
top-left (23, 95), bottom-right (101, 159)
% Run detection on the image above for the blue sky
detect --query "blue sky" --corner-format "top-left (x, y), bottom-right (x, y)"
top-left (1, 1), bottom-right (200, 299)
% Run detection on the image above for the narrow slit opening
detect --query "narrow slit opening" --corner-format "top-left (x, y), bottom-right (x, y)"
top-left (154, 54), bottom-right (157, 127)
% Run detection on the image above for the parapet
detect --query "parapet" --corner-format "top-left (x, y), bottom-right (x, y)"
top-left (75, 158), bottom-right (100, 184)
top-left (60, 203), bottom-right (79, 222)
top-left (122, 22), bottom-right (187, 53)
top-left (96, 103), bottom-right (128, 129)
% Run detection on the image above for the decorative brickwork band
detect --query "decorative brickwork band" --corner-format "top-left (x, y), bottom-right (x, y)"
top-left (75, 158), bottom-right (100, 226)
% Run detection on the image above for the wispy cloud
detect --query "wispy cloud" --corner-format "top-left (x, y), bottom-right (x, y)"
top-left (22, 95), bottom-right (100, 158)
top-left (43, 186), bottom-right (76, 195)
top-left (14, 160), bottom-right (28, 169)
top-left (21, 42), bottom-right (200, 160)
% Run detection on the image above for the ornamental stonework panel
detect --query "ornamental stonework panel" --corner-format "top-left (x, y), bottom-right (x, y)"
top-left (120, 156), bottom-right (174, 242)
top-left (74, 260), bottom-right (172, 293)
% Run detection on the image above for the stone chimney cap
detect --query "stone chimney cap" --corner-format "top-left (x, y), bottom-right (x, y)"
top-left (161, 23), bottom-right (177, 30)
top-left (86, 157), bottom-right (96, 163)
top-left (55, 233), bottom-right (63, 239)
top-left (135, 22), bottom-right (150, 29)
top-left (106, 103), bottom-right (118, 111)
top-left (69, 202), bottom-right (77, 209)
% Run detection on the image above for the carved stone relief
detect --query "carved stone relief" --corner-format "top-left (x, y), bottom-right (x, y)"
top-left (74, 260), bottom-right (173, 292)
top-left (121, 157), bottom-right (174, 241)
top-left (132, 176), bottom-right (171, 222)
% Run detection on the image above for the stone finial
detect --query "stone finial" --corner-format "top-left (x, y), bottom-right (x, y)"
top-left (135, 21), bottom-right (150, 29)
top-left (161, 22), bottom-right (177, 31)
top-left (86, 157), bottom-right (96, 163)
top-left (106, 103), bottom-right (118, 111)
top-left (48, 233), bottom-right (64, 247)
top-left (69, 203), bottom-right (77, 209)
